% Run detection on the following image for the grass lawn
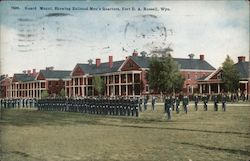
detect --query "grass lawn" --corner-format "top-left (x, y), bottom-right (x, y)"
top-left (0, 104), bottom-right (250, 161)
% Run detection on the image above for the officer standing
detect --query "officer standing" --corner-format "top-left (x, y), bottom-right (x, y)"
top-left (194, 95), bottom-right (199, 111)
top-left (164, 95), bottom-right (172, 120)
top-left (151, 95), bottom-right (156, 111)
top-left (222, 93), bottom-right (227, 112)
top-left (203, 94), bottom-right (208, 111)
top-left (143, 95), bottom-right (148, 111)
top-left (183, 95), bottom-right (189, 114)
top-left (175, 96), bottom-right (180, 114)
top-left (139, 97), bottom-right (143, 112)
top-left (213, 94), bottom-right (218, 111)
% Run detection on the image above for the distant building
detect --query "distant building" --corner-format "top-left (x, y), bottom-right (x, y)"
top-left (3, 68), bottom-right (71, 99)
top-left (0, 52), bottom-right (221, 99)
top-left (197, 56), bottom-right (249, 97)
top-left (66, 52), bottom-right (215, 97)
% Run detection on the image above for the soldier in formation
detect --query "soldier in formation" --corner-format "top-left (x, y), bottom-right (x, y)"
top-left (175, 96), bottom-right (180, 114)
top-left (164, 95), bottom-right (172, 120)
top-left (221, 93), bottom-right (227, 112)
top-left (213, 94), bottom-right (219, 111)
top-left (151, 95), bottom-right (156, 111)
top-left (37, 97), bottom-right (139, 117)
top-left (183, 95), bottom-right (189, 114)
top-left (194, 95), bottom-right (199, 111)
top-left (0, 98), bottom-right (37, 109)
top-left (202, 94), bottom-right (208, 111)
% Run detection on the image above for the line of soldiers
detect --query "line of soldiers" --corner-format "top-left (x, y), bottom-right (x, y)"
top-left (37, 97), bottom-right (139, 117)
top-left (0, 98), bottom-right (37, 109)
top-left (164, 94), bottom-right (228, 119)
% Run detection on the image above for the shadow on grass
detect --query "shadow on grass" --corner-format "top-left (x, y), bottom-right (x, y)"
top-left (94, 123), bottom-right (250, 135)
top-left (175, 142), bottom-right (250, 156)
top-left (1, 109), bottom-right (249, 136)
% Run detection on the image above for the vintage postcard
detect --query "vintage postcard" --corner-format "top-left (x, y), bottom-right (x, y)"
top-left (0, 1), bottom-right (249, 161)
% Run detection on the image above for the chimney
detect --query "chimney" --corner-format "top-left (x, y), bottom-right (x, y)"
top-left (23, 70), bottom-right (27, 74)
top-left (200, 54), bottom-right (204, 61)
top-left (96, 58), bottom-right (101, 68)
top-left (27, 70), bottom-right (31, 75)
top-left (46, 66), bottom-right (54, 70)
top-left (32, 69), bottom-right (36, 76)
top-left (109, 56), bottom-right (113, 68)
top-left (140, 51), bottom-right (146, 57)
top-left (132, 50), bottom-right (138, 56)
top-left (238, 56), bottom-right (245, 63)
top-left (188, 53), bottom-right (194, 59)
top-left (88, 59), bottom-right (93, 65)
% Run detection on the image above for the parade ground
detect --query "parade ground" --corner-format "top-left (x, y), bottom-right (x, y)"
top-left (1, 104), bottom-right (250, 161)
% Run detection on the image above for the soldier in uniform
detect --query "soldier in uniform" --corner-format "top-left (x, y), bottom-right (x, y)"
top-left (143, 95), bottom-right (148, 111)
top-left (171, 96), bottom-right (175, 111)
top-left (221, 93), bottom-right (227, 112)
top-left (194, 94), bottom-right (199, 111)
top-left (139, 97), bottom-right (143, 112)
top-left (151, 95), bottom-right (156, 111)
top-left (213, 94), bottom-right (218, 111)
top-left (183, 95), bottom-right (189, 114)
top-left (134, 98), bottom-right (139, 117)
top-left (175, 96), bottom-right (180, 114)
top-left (164, 95), bottom-right (172, 120)
top-left (203, 94), bottom-right (208, 111)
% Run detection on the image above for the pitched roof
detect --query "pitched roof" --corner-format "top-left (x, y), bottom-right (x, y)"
top-left (130, 56), bottom-right (216, 70)
top-left (77, 60), bottom-right (124, 75)
top-left (234, 61), bottom-right (249, 79)
top-left (39, 70), bottom-right (71, 79)
top-left (13, 73), bottom-right (35, 82)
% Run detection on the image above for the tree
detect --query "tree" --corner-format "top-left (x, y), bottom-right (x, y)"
top-left (222, 55), bottom-right (239, 93)
top-left (41, 90), bottom-right (49, 99)
top-left (93, 76), bottom-right (105, 95)
top-left (59, 88), bottom-right (66, 97)
top-left (148, 53), bottom-right (184, 94)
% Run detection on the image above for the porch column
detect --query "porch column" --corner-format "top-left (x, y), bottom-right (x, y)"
top-left (119, 74), bottom-right (121, 96)
top-left (72, 78), bottom-right (75, 97)
top-left (113, 74), bottom-right (115, 96)
top-left (199, 84), bottom-right (202, 94)
top-left (126, 74), bottom-right (128, 96)
top-left (208, 84), bottom-right (211, 95)
top-left (217, 83), bottom-right (220, 94)
top-left (78, 77), bottom-right (80, 96)
top-left (132, 72), bottom-right (135, 96)
top-left (39, 82), bottom-right (42, 99)
top-left (86, 77), bottom-right (88, 96)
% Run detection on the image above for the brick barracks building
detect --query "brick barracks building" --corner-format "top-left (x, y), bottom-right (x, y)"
top-left (197, 56), bottom-right (250, 97)
top-left (0, 52), bottom-right (249, 99)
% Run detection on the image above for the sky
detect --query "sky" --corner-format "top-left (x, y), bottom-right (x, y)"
top-left (0, 0), bottom-right (249, 76)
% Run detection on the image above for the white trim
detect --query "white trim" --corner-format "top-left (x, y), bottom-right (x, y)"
top-left (118, 57), bottom-right (130, 71)
top-left (204, 68), bottom-right (222, 81)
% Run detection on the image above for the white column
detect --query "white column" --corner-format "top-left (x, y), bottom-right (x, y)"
top-left (78, 77), bottom-right (80, 96)
top-left (72, 78), bottom-right (75, 97)
top-left (81, 80), bottom-right (84, 97)
top-left (112, 74), bottom-right (115, 96)
top-left (209, 84), bottom-right (211, 95)
top-left (125, 74), bottom-right (128, 96)
top-left (119, 74), bottom-right (121, 96)
top-left (199, 84), bottom-right (202, 94)
top-left (218, 83), bottom-right (220, 94)
top-left (86, 77), bottom-right (88, 96)
top-left (39, 82), bottom-right (42, 99)
top-left (132, 72), bottom-right (135, 96)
